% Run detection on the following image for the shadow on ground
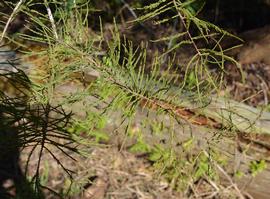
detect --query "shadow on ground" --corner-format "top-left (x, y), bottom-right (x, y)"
top-left (0, 57), bottom-right (75, 198)
top-left (0, 111), bottom-right (40, 199)
top-left (0, 61), bottom-right (44, 198)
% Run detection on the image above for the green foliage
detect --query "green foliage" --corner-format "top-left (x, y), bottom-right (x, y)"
top-left (70, 113), bottom-right (110, 143)
top-left (193, 152), bottom-right (216, 180)
top-left (0, 0), bottom-right (246, 197)
top-left (135, 0), bottom-right (242, 98)
top-left (235, 170), bottom-right (244, 178)
top-left (249, 159), bottom-right (267, 177)
top-left (62, 177), bottom-right (84, 197)
top-left (145, 143), bottom-right (225, 190)
top-left (150, 120), bottom-right (165, 135)
top-left (129, 139), bottom-right (151, 153)
top-left (147, 144), bottom-right (192, 191)
top-left (183, 0), bottom-right (206, 16)
top-left (182, 137), bottom-right (194, 150)
top-left (39, 161), bottom-right (50, 186)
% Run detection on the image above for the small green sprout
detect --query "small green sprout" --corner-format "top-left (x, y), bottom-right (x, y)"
top-left (249, 160), bottom-right (267, 177)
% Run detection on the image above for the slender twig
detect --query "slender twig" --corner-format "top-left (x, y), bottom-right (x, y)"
top-left (121, 0), bottom-right (138, 19)
top-left (0, 0), bottom-right (25, 43)
top-left (256, 73), bottom-right (269, 105)
top-left (212, 158), bottom-right (245, 199)
top-left (44, 0), bottom-right (58, 40)
top-left (173, 0), bottom-right (201, 56)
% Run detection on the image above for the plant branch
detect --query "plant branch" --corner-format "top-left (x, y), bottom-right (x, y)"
top-left (0, 0), bottom-right (25, 43)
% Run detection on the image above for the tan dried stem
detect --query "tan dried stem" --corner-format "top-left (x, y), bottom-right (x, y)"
top-left (44, 0), bottom-right (58, 40)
